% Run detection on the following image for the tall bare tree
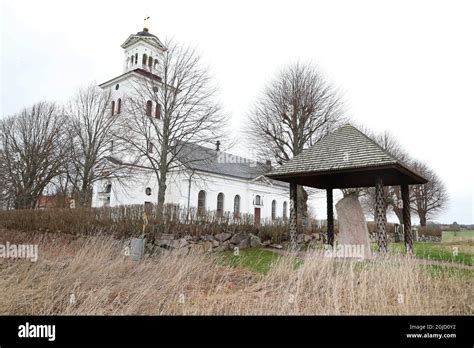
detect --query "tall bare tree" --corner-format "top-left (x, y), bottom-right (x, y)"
top-left (360, 129), bottom-right (415, 225)
top-left (246, 62), bottom-right (344, 226)
top-left (117, 39), bottom-right (227, 218)
top-left (0, 149), bottom-right (13, 209)
top-left (65, 84), bottom-right (124, 207)
top-left (411, 161), bottom-right (448, 226)
top-left (0, 102), bottom-right (68, 209)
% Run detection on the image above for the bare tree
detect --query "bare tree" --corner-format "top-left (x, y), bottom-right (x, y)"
top-left (117, 39), bottom-right (227, 218)
top-left (246, 62), bottom-right (344, 225)
top-left (0, 149), bottom-right (13, 209)
top-left (0, 102), bottom-right (68, 209)
top-left (65, 84), bottom-right (125, 207)
top-left (411, 161), bottom-right (448, 226)
top-left (360, 129), bottom-right (415, 225)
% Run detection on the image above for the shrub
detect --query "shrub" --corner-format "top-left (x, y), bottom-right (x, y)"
top-left (417, 224), bottom-right (442, 237)
top-left (0, 205), bottom-right (297, 243)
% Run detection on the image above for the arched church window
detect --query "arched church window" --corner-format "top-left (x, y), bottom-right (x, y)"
top-left (111, 100), bottom-right (115, 116)
top-left (105, 183), bottom-right (112, 193)
top-left (233, 195), bottom-right (240, 218)
top-left (146, 100), bottom-right (152, 116)
top-left (198, 190), bottom-right (206, 216)
top-left (154, 59), bottom-right (159, 70)
top-left (155, 103), bottom-right (161, 119)
top-left (142, 54), bottom-right (148, 66)
top-left (271, 200), bottom-right (277, 220)
top-left (148, 56), bottom-right (153, 68)
top-left (217, 192), bottom-right (224, 217)
top-left (255, 195), bottom-right (261, 206)
top-left (117, 99), bottom-right (121, 114)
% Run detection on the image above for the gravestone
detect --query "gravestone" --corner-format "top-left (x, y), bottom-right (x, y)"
top-left (394, 224), bottom-right (401, 242)
top-left (130, 237), bottom-right (145, 261)
top-left (335, 193), bottom-right (372, 259)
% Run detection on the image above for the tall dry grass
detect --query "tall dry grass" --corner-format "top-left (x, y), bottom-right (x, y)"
top-left (0, 231), bottom-right (471, 315)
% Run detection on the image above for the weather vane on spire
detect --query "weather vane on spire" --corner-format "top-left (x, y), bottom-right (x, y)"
top-left (143, 15), bottom-right (150, 32)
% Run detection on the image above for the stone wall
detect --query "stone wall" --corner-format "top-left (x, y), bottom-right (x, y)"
top-left (130, 228), bottom-right (442, 258)
top-left (137, 231), bottom-right (325, 256)
top-left (416, 235), bottom-right (442, 242)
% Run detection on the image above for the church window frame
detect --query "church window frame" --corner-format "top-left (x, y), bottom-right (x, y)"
top-left (271, 200), bottom-right (277, 221)
top-left (197, 190), bottom-right (206, 216)
top-left (117, 98), bottom-right (121, 114)
top-left (217, 192), bottom-right (225, 217)
top-left (146, 100), bottom-right (153, 117)
top-left (233, 195), bottom-right (241, 218)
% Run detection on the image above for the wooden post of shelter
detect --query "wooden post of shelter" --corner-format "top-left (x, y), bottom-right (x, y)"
top-left (375, 177), bottom-right (388, 253)
top-left (289, 182), bottom-right (298, 250)
top-left (326, 188), bottom-right (334, 246)
top-left (401, 183), bottom-right (413, 254)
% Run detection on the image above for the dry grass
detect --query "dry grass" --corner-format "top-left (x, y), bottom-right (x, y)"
top-left (0, 230), bottom-right (471, 315)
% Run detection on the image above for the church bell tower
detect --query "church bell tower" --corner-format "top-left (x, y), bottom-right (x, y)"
top-left (120, 17), bottom-right (167, 75)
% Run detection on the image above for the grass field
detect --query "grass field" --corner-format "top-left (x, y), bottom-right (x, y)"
top-left (0, 229), bottom-right (472, 315)
top-left (386, 242), bottom-right (473, 266)
top-left (218, 248), bottom-right (289, 274)
top-left (220, 247), bottom-right (473, 280)
top-left (364, 230), bottom-right (474, 266)
top-left (442, 230), bottom-right (474, 242)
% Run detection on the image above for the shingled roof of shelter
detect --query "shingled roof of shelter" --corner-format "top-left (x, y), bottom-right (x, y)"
top-left (266, 124), bottom-right (427, 188)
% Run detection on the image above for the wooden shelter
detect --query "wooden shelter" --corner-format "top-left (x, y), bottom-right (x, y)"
top-left (266, 124), bottom-right (428, 254)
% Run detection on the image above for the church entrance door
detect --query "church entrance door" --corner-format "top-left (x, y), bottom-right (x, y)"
top-left (254, 208), bottom-right (261, 226)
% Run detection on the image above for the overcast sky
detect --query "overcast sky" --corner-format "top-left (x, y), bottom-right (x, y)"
top-left (1, 0), bottom-right (473, 224)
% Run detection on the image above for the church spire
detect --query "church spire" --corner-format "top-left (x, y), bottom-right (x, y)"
top-left (143, 16), bottom-right (150, 32)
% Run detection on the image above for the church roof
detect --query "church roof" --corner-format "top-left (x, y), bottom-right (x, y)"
top-left (98, 68), bottom-right (162, 88)
top-left (121, 29), bottom-right (167, 51)
top-left (266, 124), bottom-right (427, 189)
top-left (135, 30), bottom-right (159, 38)
top-left (105, 143), bottom-right (288, 187)
top-left (176, 143), bottom-right (288, 186)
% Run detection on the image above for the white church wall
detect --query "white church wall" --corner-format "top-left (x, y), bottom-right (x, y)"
top-left (92, 167), bottom-right (289, 221)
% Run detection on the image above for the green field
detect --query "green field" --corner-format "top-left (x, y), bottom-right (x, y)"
top-left (368, 230), bottom-right (474, 265)
top-left (442, 230), bottom-right (474, 242)
top-left (217, 230), bottom-right (473, 276)
top-left (217, 247), bottom-right (473, 280)
top-left (217, 248), bottom-right (286, 274)
top-left (386, 242), bottom-right (472, 266)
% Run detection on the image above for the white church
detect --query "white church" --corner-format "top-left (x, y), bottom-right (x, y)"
top-left (91, 26), bottom-right (290, 225)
